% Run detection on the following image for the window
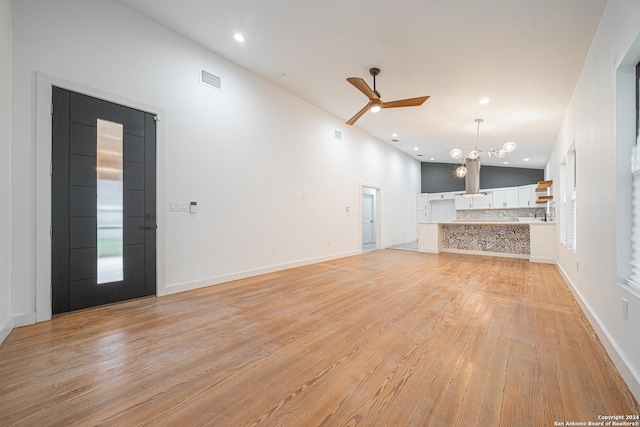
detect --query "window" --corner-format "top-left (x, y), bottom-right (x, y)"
top-left (559, 163), bottom-right (567, 246)
top-left (571, 185), bottom-right (577, 252)
top-left (563, 145), bottom-right (577, 252)
top-left (627, 62), bottom-right (640, 290)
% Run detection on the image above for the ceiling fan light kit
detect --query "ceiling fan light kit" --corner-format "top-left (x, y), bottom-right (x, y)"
top-left (345, 68), bottom-right (430, 125)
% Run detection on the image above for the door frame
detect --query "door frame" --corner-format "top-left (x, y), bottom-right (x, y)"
top-left (360, 183), bottom-right (381, 251)
top-left (35, 72), bottom-right (166, 322)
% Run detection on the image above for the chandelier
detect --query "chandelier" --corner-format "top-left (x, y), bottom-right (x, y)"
top-left (449, 118), bottom-right (517, 177)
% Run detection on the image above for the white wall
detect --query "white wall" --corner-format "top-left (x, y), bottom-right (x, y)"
top-left (547, 0), bottom-right (640, 400)
top-left (0, 0), bottom-right (12, 344)
top-left (10, 0), bottom-right (420, 316)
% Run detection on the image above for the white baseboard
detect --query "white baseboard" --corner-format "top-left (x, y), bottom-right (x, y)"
top-left (442, 248), bottom-right (529, 259)
top-left (556, 263), bottom-right (640, 402)
top-left (529, 256), bottom-right (556, 264)
top-left (383, 239), bottom-right (418, 248)
top-left (0, 316), bottom-right (13, 346)
top-left (161, 250), bottom-right (361, 296)
top-left (13, 312), bottom-right (37, 328)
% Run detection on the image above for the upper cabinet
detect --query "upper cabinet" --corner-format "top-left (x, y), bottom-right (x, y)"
top-left (454, 193), bottom-right (492, 210)
top-left (416, 194), bottom-right (430, 211)
top-left (429, 192), bottom-right (455, 201)
top-left (454, 194), bottom-right (472, 210)
top-left (473, 193), bottom-right (492, 209)
top-left (518, 185), bottom-right (537, 208)
top-left (420, 183), bottom-right (542, 213)
top-left (492, 188), bottom-right (518, 208)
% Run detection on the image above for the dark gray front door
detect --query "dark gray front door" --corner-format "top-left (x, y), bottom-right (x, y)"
top-left (51, 87), bottom-right (156, 314)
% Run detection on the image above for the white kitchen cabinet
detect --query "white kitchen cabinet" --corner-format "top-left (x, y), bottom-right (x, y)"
top-left (429, 192), bottom-right (455, 201)
top-left (456, 193), bottom-right (492, 210)
top-left (492, 188), bottom-right (518, 208)
top-left (506, 189), bottom-right (519, 207)
top-left (454, 194), bottom-right (473, 210)
top-left (492, 189), bottom-right (505, 208)
top-left (417, 192), bottom-right (456, 224)
top-left (418, 223), bottom-right (442, 253)
top-left (530, 223), bottom-right (557, 263)
top-left (416, 194), bottom-right (430, 211)
top-left (416, 210), bottom-right (430, 223)
top-left (518, 185), bottom-right (537, 208)
top-left (473, 192), bottom-right (492, 209)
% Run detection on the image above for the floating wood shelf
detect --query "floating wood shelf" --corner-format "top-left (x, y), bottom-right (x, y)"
top-left (536, 195), bottom-right (553, 203)
top-left (535, 180), bottom-right (553, 192)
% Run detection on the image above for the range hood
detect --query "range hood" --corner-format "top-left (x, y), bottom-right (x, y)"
top-left (464, 157), bottom-right (483, 197)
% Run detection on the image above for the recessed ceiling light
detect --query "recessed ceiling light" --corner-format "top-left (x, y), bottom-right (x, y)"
top-left (503, 161), bottom-right (509, 165)
top-left (413, 147), bottom-right (419, 151)
top-left (479, 97), bottom-right (490, 105)
top-left (392, 133), bottom-right (398, 138)
top-left (523, 158), bottom-right (530, 162)
top-left (233, 33), bottom-right (245, 43)
top-left (429, 157), bottom-right (435, 161)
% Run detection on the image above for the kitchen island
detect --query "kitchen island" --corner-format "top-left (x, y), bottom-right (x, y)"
top-left (418, 221), bottom-right (556, 263)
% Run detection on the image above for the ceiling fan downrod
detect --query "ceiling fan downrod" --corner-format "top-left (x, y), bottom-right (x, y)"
top-left (370, 67), bottom-right (381, 98)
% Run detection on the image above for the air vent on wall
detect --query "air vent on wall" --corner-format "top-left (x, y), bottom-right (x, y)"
top-left (201, 69), bottom-right (222, 90)
top-left (334, 130), bottom-right (342, 140)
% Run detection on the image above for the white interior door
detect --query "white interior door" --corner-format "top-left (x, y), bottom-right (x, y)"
top-left (362, 193), bottom-right (374, 245)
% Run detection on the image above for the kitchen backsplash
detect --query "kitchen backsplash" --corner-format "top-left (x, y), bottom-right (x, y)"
top-left (456, 208), bottom-right (541, 222)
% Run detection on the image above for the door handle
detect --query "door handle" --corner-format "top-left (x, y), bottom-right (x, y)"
top-left (138, 225), bottom-right (157, 230)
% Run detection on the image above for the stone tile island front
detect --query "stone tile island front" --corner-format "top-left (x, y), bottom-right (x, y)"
top-left (417, 221), bottom-right (556, 263)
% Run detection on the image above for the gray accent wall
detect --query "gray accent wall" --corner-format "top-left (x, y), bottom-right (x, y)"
top-left (421, 162), bottom-right (544, 193)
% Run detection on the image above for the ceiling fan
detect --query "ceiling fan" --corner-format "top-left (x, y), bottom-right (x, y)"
top-left (345, 68), bottom-right (430, 125)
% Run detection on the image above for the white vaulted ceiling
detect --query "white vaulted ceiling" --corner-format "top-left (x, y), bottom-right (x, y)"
top-left (116, 0), bottom-right (606, 169)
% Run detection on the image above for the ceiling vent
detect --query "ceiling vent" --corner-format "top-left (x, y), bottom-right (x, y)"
top-left (334, 130), bottom-right (342, 140)
top-left (201, 69), bottom-right (222, 90)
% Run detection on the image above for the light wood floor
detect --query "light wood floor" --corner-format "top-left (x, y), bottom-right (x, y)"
top-left (1, 250), bottom-right (638, 426)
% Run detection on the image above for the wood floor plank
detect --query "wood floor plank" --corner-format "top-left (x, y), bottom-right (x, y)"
top-left (0, 250), bottom-right (638, 426)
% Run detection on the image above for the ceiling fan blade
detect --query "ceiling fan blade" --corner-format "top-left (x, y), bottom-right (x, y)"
top-left (381, 96), bottom-right (430, 109)
top-left (347, 77), bottom-right (379, 100)
top-left (346, 101), bottom-right (373, 125)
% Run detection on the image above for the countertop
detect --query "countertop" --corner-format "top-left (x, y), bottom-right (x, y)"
top-left (419, 221), bottom-right (556, 226)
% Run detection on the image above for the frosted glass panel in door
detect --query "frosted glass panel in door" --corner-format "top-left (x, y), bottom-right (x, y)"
top-left (96, 119), bottom-right (124, 284)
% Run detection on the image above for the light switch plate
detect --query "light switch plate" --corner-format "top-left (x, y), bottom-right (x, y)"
top-left (170, 201), bottom-right (189, 212)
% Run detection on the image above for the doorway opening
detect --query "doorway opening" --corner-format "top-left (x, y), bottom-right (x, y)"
top-left (361, 186), bottom-right (379, 252)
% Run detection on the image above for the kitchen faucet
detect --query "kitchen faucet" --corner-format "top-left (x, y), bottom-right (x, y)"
top-left (534, 207), bottom-right (547, 222)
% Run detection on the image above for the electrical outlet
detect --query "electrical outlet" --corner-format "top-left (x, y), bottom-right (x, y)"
top-left (622, 298), bottom-right (628, 321)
